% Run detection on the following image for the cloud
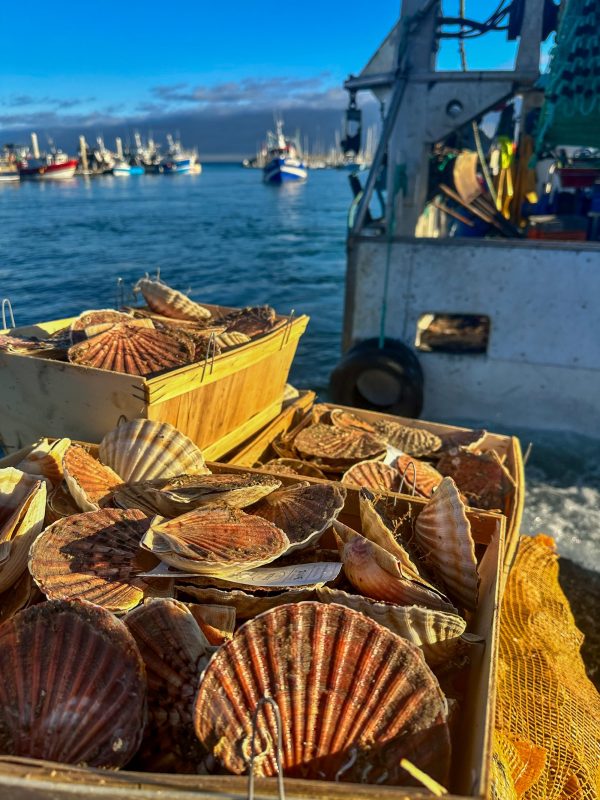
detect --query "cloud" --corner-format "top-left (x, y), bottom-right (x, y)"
top-left (2, 94), bottom-right (96, 110)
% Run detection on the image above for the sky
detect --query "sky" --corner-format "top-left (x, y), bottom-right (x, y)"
top-left (0, 1), bottom-right (543, 153)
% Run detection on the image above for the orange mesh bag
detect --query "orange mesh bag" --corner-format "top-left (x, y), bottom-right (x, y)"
top-left (493, 535), bottom-right (600, 799)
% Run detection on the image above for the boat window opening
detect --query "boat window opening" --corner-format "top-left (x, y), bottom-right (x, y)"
top-left (415, 313), bottom-right (490, 354)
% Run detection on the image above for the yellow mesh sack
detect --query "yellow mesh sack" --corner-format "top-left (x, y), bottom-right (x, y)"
top-left (493, 535), bottom-right (600, 799)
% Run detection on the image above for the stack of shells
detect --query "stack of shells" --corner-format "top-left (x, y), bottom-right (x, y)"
top-left (0, 415), bottom-right (491, 788)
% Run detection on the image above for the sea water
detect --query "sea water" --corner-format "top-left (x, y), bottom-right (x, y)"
top-left (1, 164), bottom-right (598, 571)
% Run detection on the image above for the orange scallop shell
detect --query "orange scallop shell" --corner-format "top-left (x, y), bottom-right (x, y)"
top-left (63, 444), bottom-right (122, 511)
top-left (393, 454), bottom-right (443, 498)
top-left (217, 305), bottom-right (278, 337)
top-left (294, 424), bottom-right (386, 467)
top-left (70, 309), bottom-right (133, 342)
top-left (194, 601), bottom-right (451, 784)
top-left (16, 437), bottom-right (71, 487)
top-left (342, 460), bottom-right (400, 492)
top-left (68, 321), bottom-right (193, 375)
top-left (0, 599), bottom-right (146, 766)
top-left (185, 602), bottom-right (237, 645)
top-left (261, 458), bottom-right (327, 479)
top-left (330, 408), bottom-right (376, 433)
top-left (374, 421), bottom-right (442, 457)
top-left (29, 508), bottom-right (166, 613)
top-left (435, 450), bottom-right (513, 510)
top-left (134, 277), bottom-right (212, 321)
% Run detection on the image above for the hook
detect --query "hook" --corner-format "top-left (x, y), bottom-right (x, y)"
top-left (398, 460), bottom-right (417, 496)
top-left (1, 299), bottom-right (15, 330)
top-left (116, 277), bottom-right (125, 309)
top-left (247, 697), bottom-right (286, 800)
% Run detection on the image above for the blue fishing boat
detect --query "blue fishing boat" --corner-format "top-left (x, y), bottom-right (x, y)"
top-left (160, 135), bottom-right (202, 174)
top-left (263, 119), bottom-right (307, 184)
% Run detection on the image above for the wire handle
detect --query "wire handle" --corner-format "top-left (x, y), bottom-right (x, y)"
top-left (281, 309), bottom-right (295, 349)
top-left (1, 299), bottom-right (15, 330)
top-left (247, 697), bottom-right (286, 800)
top-left (398, 460), bottom-right (417, 496)
top-left (200, 332), bottom-right (217, 383)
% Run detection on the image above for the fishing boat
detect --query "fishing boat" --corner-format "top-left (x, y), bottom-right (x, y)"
top-left (0, 148), bottom-right (19, 182)
top-left (159, 135), bottom-right (202, 174)
top-left (263, 119), bottom-right (307, 184)
top-left (331, 0), bottom-right (600, 438)
top-left (19, 134), bottom-right (77, 181)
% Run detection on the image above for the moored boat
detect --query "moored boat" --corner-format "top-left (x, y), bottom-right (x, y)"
top-left (263, 119), bottom-right (307, 184)
top-left (0, 149), bottom-right (19, 183)
top-left (159, 135), bottom-right (201, 174)
top-left (19, 134), bottom-right (77, 181)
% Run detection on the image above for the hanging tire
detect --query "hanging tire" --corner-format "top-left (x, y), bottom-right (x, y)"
top-left (329, 338), bottom-right (424, 418)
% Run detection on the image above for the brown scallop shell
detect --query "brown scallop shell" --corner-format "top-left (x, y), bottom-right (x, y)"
top-left (217, 305), bottom-right (278, 337)
top-left (333, 521), bottom-right (454, 612)
top-left (393, 454), bottom-right (443, 498)
top-left (134, 276), bottom-right (212, 321)
top-left (250, 483), bottom-right (346, 553)
top-left (124, 598), bottom-right (212, 773)
top-left (16, 437), bottom-right (71, 487)
top-left (194, 602), bottom-right (451, 784)
top-left (294, 423), bottom-right (386, 468)
top-left (436, 449), bottom-right (513, 510)
top-left (68, 321), bottom-right (194, 375)
top-left (437, 428), bottom-right (488, 453)
top-left (374, 421), bottom-right (442, 457)
top-left (29, 508), bottom-right (168, 613)
top-left (99, 419), bottom-right (209, 483)
top-left (342, 460), bottom-right (400, 492)
top-left (414, 477), bottom-right (479, 611)
top-left (316, 587), bottom-right (467, 667)
top-left (216, 331), bottom-right (251, 349)
top-left (0, 571), bottom-right (43, 625)
top-left (177, 585), bottom-right (316, 619)
top-left (70, 309), bottom-right (133, 342)
top-left (262, 458), bottom-right (327, 479)
top-left (113, 472), bottom-right (281, 516)
top-left (0, 468), bottom-right (47, 593)
top-left (143, 505), bottom-right (290, 576)
top-left (63, 444), bottom-right (122, 511)
top-left (185, 602), bottom-right (237, 644)
top-left (330, 408), bottom-right (376, 433)
top-left (0, 599), bottom-right (146, 766)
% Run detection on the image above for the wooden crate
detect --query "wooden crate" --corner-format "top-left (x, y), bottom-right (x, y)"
top-left (0, 462), bottom-right (504, 800)
top-left (0, 310), bottom-right (308, 460)
top-left (226, 400), bottom-right (524, 584)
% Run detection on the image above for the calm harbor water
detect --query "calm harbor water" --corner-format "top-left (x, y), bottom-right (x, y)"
top-left (0, 164), bottom-right (598, 570)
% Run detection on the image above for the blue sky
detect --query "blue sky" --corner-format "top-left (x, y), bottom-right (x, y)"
top-left (0, 1), bottom-right (542, 130)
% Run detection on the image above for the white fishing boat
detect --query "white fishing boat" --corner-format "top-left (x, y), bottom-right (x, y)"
top-left (263, 119), bottom-right (307, 183)
top-left (0, 149), bottom-right (19, 183)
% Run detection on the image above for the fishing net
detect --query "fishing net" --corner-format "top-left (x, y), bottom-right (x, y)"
top-left (536, 0), bottom-right (600, 150)
top-left (492, 535), bottom-right (600, 799)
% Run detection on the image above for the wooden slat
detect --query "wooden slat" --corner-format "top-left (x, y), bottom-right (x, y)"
top-left (202, 397), bottom-right (284, 461)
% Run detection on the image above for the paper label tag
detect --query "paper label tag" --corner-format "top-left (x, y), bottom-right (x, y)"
top-left (139, 561), bottom-right (342, 587)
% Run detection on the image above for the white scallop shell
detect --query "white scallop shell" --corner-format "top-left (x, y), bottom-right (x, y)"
top-left (134, 277), bottom-right (211, 321)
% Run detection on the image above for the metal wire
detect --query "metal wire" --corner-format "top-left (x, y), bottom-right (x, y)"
top-left (247, 697), bottom-right (286, 800)
top-left (1, 299), bottom-right (15, 329)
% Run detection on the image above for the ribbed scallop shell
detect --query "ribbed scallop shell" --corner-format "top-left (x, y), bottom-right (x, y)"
top-left (374, 421), bottom-right (442, 457)
top-left (0, 468), bottom-right (47, 593)
top-left (46, 481), bottom-right (80, 523)
top-left (262, 459), bottom-right (327, 479)
top-left (194, 602), bottom-right (451, 784)
top-left (216, 331), bottom-right (251, 349)
top-left (438, 428), bottom-right (487, 453)
top-left (63, 444), bottom-right (122, 511)
top-left (393, 454), bottom-right (443, 498)
top-left (134, 277), bottom-right (212, 321)
top-left (0, 571), bottom-right (42, 625)
top-left (68, 322), bottom-right (193, 375)
top-left (124, 598), bottom-right (212, 773)
top-left (316, 587), bottom-right (466, 667)
top-left (436, 450), bottom-right (513, 510)
top-left (29, 508), bottom-right (166, 613)
top-left (99, 419), bottom-right (209, 483)
top-left (218, 305), bottom-right (277, 337)
top-left (294, 424), bottom-right (386, 467)
top-left (0, 599), bottom-right (146, 766)
top-left (333, 521), bottom-right (454, 613)
top-left (177, 585), bottom-right (316, 620)
top-left (143, 505), bottom-right (290, 576)
top-left (113, 472), bottom-right (281, 516)
top-left (342, 460), bottom-right (400, 492)
top-left (414, 477), bottom-right (479, 611)
top-left (70, 309), bottom-right (133, 341)
top-left (251, 483), bottom-right (346, 553)
top-left (185, 602), bottom-right (236, 644)
top-left (330, 408), bottom-right (376, 433)
top-left (16, 437), bottom-right (71, 487)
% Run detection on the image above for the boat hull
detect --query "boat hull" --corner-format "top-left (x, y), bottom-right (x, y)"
top-left (263, 158), bottom-right (307, 184)
top-left (0, 171), bottom-right (19, 183)
top-left (19, 160), bottom-right (78, 180)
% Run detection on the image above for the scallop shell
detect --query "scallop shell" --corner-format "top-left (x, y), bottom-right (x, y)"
top-left (134, 276), bottom-right (212, 321)
top-left (342, 460), bottom-right (400, 492)
top-left (63, 444), bottom-right (122, 511)
top-left (68, 322), bottom-right (194, 375)
top-left (374, 421), bottom-right (442, 457)
top-left (251, 483), bottom-right (346, 553)
top-left (29, 508), bottom-right (168, 613)
top-left (0, 599), bottom-right (146, 766)
top-left (437, 428), bottom-right (487, 453)
top-left (262, 458), bottom-right (327, 479)
top-left (113, 472), bottom-right (281, 516)
top-left (436, 450), bottom-right (513, 510)
top-left (0, 468), bottom-right (47, 593)
top-left (217, 305), bottom-right (278, 337)
top-left (194, 602), bottom-right (451, 784)
top-left (393, 454), bottom-right (443, 498)
top-left (16, 437), bottom-right (71, 487)
top-left (143, 505), bottom-right (290, 576)
top-left (310, 403), bottom-right (333, 424)
top-left (46, 481), bottom-right (80, 523)
top-left (316, 587), bottom-right (467, 667)
top-left (0, 334), bottom-right (56, 354)
top-left (216, 331), bottom-right (251, 349)
top-left (330, 408), bottom-right (376, 433)
top-left (414, 477), bottom-right (479, 611)
top-left (294, 424), bottom-right (386, 468)
top-left (333, 521), bottom-right (454, 612)
top-left (99, 418), bottom-right (209, 483)
top-left (124, 598), bottom-right (212, 773)
top-left (0, 571), bottom-right (42, 625)
top-left (185, 602), bottom-right (236, 644)
top-left (177, 585), bottom-right (316, 619)
top-left (70, 309), bottom-right (133, 342)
